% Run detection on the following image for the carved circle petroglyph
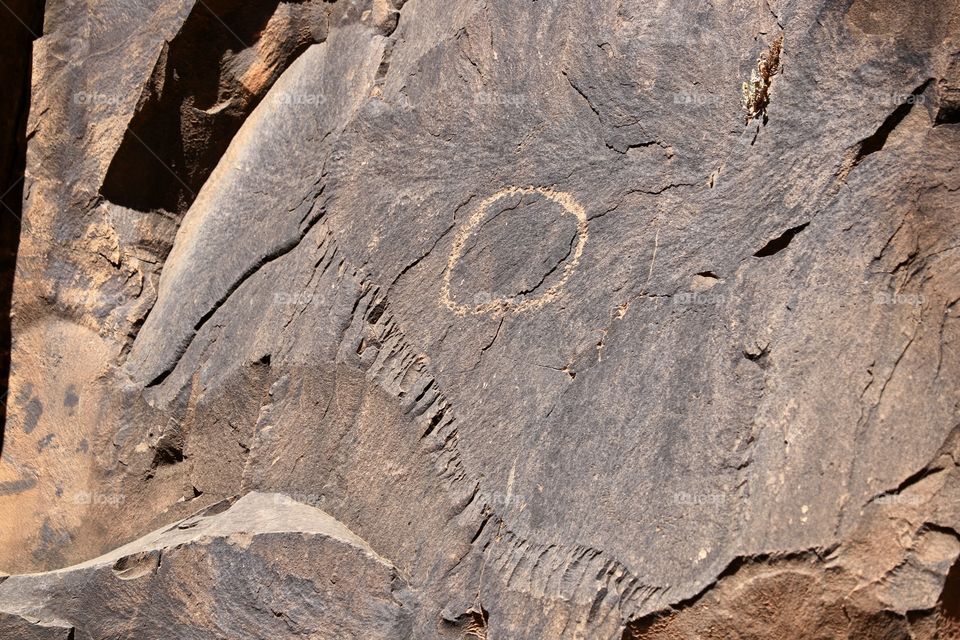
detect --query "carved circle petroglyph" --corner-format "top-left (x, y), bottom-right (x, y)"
top-left (441, 186), bottom-right (589, 316)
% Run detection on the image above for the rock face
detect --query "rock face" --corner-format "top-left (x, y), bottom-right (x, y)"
top-left (1, 0), bottom-right (959, 638)
top-left (0, 0), bottom-right (44, 453)
top-left (0, 493), bottom-right (415, 639)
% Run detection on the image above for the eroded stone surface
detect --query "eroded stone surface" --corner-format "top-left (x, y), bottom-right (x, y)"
top-left (1, 0), bottom-right (959, 637)
top-left (0, 493), bottom-right (414, 639)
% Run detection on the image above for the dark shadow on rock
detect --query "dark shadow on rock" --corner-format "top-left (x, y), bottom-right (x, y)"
top-left (0, 0), bottom-right (45, 456)
top-left (99, 0), bottom-right (321, 216)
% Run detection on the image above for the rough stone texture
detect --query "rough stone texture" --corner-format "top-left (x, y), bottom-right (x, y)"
top-left (0, 0), bottom-right (44, 452)
top-left (0, 0), bottom-right (959, 637)
top-left (0, 493), bottom-right (415, 638)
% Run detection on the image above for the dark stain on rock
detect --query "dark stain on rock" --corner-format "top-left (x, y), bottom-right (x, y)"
top-left (77, 438), bottom-right (88, 453)
top-left (0, 473), bottom-right (36, 496)
top-left (22, 397), bottom-right (43, 434)
top-left (63, 385), bottom-right (79, 410)
top-left (33, 520), bottom-right (70, 566)
top-left (37, 433), bottom-right (55, 451)
top-left (14, 383), bottom-right (31, 405)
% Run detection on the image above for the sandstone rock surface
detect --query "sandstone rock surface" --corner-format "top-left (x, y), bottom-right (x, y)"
top-left (1, 0), bottom-right (959, 637)
top-left (0, 493), bottom-right (414, 639)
